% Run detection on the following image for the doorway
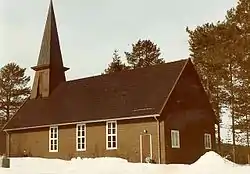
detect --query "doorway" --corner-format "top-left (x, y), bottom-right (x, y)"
top-left (140, 134), bottom-right (152, 163)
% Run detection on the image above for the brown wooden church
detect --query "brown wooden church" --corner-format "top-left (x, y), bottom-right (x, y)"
top-left (3, 1), bottom-right (216, 164)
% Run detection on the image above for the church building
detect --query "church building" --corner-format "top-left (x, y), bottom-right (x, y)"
top-left (3, 1), bottom-right (216, 164)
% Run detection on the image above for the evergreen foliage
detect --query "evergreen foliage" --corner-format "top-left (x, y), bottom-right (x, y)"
top-left (104, 39), bottom-right (164, 74)
top-left (186, 0), bottom-right (250, 160)
top-left (0, 63), bottom-right (30, 121)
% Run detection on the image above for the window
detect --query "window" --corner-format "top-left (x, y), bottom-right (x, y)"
top-left (204, 133), bottom-right (212, 149)
top-left (76, 124), bottom-right (86, 151)
top-left (49, 126), bottom-right (58, 152)
top-left (171, 130), bottom-right (180, 148)
top-left (106, 121), bottom-right (117, 150)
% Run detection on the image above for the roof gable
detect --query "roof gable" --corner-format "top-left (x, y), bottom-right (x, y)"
top-left (4, 59), bottom-right (188, 130)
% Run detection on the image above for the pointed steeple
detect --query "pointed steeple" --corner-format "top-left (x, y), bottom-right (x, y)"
top-left (30, 0), bottom-right (69, 99)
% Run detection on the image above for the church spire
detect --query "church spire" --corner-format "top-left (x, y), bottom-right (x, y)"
top-left (30, 0), bottom-right (69, 99)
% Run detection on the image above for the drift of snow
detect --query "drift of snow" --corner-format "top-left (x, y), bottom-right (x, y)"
top-left (0, 151), bottom-right (249, 174)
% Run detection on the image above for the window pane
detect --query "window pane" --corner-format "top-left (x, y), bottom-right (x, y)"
top-left (51, 133), bottom-right (53, 138)
top-left (176, 133), bottom-right (179, 145)
top-left (81, 143), bottom-right (85, 149)
top-left (78, 143), bottom-right (81, 150)
top-left (54, 144), bottom-right (57, 150)
top-left (108, 142), bottom-right (111, 148)
top-left (82, 130), bottom-right (85, 136)
top-left (112, 128), bottom-right (116, 134)
top-left (54, 139), bottom-right (57, 145)
top-left (51, 140), bottom-right (53, 145)
top-left (206, 134), bottom-right (211, 148)
top-left (108, 136), bottom-right (111, 141)
top-left (112, 122), bottom-right (116, 128)
top-left (82, 137), bottom-right (85, 143)
top-left (108, 128), bottom-right (111, 134)
top-left (112, 136), bottom-right (116, 142)
top-left (51, 145), bottom-right (53, 150)
top-left (171, 132), bottom-right (174, 145)
top-left (176, 135), bottom-right (178, 146)
top-left (174, 134), bottom-right (176, 146)
top-left (78, 138), bottom-right (81, 143)
top-left (77, 126), bottom-right (81, 131)
top-left (108, 123), bottom-right (111, 128)
top-left (78, 131), bottom-right (81, 136)
top-left (205, 136), bottom-right (207, 145)
top-left (54, 133), bottom-right (57, 138)
top-left (54, 128), bottom-right (57, 133)
top-left (112, 141), bottom-right (116, 148)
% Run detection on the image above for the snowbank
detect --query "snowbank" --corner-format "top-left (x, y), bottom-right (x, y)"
top-left (191, 151), bottom-right (248, 174)
top-left (0, 151), bottom-right (249, 174)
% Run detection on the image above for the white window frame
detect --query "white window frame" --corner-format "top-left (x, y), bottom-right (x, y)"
top-left (106, 121), bottom-right (117, 150)
top-left (204, 133), bottom-right (212, 149)
top-left (49, 126), bottom-right (58, 152)
top-left (76, 124), bottom-right (86, 151)
top-left (171, 130), bottom-right (180, 148)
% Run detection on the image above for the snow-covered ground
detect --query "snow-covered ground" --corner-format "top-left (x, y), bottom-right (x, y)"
top-left (0, 151), bottom-right (249, 174)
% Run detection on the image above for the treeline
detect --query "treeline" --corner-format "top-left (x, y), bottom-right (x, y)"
top-left (103, 39), bottom-right (165, 74)
top-left (186, 0), bottom-right (250, 161)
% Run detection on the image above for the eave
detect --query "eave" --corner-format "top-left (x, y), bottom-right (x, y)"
top-left (4, 114), bottom-right (160, 132)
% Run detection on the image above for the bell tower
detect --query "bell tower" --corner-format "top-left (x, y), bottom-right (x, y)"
top-left (30, 0), bottom-right (69, 99)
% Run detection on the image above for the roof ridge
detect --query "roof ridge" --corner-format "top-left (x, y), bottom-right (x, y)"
top-left (66, 58), bottom-right (188, 84)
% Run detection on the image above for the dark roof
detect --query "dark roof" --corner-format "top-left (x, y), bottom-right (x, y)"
top-left (5, 59), bottom-right (188, 130)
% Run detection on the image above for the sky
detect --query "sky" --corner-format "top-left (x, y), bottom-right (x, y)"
top-left (0, 0), bottom-right (238, 140)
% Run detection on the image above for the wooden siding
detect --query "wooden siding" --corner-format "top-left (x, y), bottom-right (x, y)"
top-left (8, 117), bottom-right (159, 163)
top-left (0, 131), bottom-right (6, 155)
top-left (161, 61), bottom-right (216, 164)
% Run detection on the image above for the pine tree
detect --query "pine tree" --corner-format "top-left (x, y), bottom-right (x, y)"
top-left (186, 22), bottom-right (228, 153)
top-left (187, 0), bottom-right (250, 162)
top-left (104, 40), bottom-right (165, 74)
top-left (0, 63), bottom-right (31, 121)
top-left (125, 39), bottom-right (165, 69)
top-left (226, 0), bottom-right (250, 163)
top-left (104, 50), bottom-right (128, 74)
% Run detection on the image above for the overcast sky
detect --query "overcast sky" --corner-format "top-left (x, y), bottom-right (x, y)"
top-left (1, 0), bottom-right (237, 140)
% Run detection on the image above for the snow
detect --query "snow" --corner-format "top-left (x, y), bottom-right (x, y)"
top-left (0, 151), bottom-right (249, 174)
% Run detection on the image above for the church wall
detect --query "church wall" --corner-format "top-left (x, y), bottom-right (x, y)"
top-left (8, 117), bottom-right (160, 163)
